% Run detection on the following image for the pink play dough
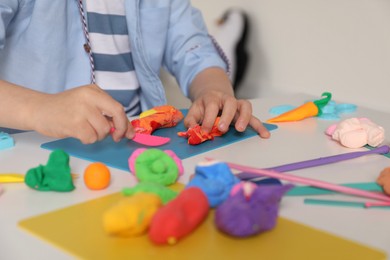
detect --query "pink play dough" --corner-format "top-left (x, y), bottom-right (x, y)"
top-left (128, 148), bottom-right (184, 176)
top-left (326, 118), bottom-right (385, 148)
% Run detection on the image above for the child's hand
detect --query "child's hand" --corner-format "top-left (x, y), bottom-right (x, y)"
top-left (184, 90), bottom-right (270, 138)
top-left (30, 84), bottom-right (134, 144)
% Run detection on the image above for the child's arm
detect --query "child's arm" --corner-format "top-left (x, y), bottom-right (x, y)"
top-left (185, 67), bottom-right (270, 138)
top-left (0, 80), bottom-right (134, 143)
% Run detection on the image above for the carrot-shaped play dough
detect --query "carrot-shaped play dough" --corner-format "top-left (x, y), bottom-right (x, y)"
top-left (267, 92), bottom-right (332, 123)
top-left (149, 187), bottom-right (209, 245)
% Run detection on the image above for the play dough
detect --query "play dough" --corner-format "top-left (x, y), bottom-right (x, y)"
top-left (24, 149), bottom-right (75, 192)
top-left (128, 148), bottom-right (183, 177)
top-left (377, 167), bottom-right (390, 195)
top-left (215, 183), bottom-right (293, 237)
top-left (84, 162), bottom-right (111, 190)
top-left (122, 181), bottom-right (178, 204)
top-left (131, 149), bottom-right (179, 186)
top-left (267, 92), bottom-right (332, 123)
top-left (131, 105), bottom-right (183, 135)
top-left (149, 187), bottom-right (209, 245)
top-left (186, 160), bottom-right (240, 207)
top-left (177, 117), bottom-right (224, 145)
top-left (103, 192), bottom-right (162, 237)
top-left (326, 118), bottom-right (385, 148)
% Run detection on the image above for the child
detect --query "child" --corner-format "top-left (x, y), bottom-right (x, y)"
top-left (0, 0), bottom-right (270, 144)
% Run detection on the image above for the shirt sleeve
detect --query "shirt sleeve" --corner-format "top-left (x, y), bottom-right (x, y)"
top-left (162, 0), bottom-right (228, 97)
top-left (0, 0), bottom-right (19, 49)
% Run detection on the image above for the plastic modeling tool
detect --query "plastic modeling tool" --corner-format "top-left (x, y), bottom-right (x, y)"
top-left (0, 173), bottom-right (79, 183)
top-left (110, 128), bottom-right (170, 147)
top-left (268, 145), bottom-right (390, 172)
top-left (304, 199), bottom-right (390, 209)
top-left (364, 201), bottom-right (390, 208)
top-left (286, 182), bottom-right (383, 196)
top-left (267, 92), bottom-right (332, 123)
top-left (236, 145), bottom-right (390, 180)
top-left (132, 133), bottom-right (170, 146)
top-left (223, 161), bottom-right (390, 203)
top-left (0, 132), bottom-right (14, 150)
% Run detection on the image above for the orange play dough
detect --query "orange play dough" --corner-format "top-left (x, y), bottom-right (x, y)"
top-left (84, 162), bottom-right (111, 190)
top-left (377, 167), bottom-right (390, 195)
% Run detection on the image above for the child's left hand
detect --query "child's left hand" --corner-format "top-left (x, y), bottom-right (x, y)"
top-left (185, 67), bottom-right (270, 138)
top-left (185, 87), bottom-right (270, 138)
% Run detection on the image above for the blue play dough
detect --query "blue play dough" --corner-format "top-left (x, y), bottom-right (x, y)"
top-left (268, 105), bottom-right (296, 115)
top-left (186, 161), bottom-right (240, 208)
top-left (335, 103), bottom-right (357, 114)
top-left (318, 101), bottom-right (357, 120)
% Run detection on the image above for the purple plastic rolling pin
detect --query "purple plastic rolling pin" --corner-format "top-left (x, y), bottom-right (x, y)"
top-left (237, 145), bottom-right (390, 180)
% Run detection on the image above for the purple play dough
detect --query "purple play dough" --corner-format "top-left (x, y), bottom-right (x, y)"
top-left (215, 184), bottom-right (293, 237)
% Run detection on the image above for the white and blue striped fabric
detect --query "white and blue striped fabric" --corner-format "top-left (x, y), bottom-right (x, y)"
top-left (85, 0), bottom-right (141, 115)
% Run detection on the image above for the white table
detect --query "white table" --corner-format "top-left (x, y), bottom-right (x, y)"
top-left (1, 93), bottom-right (389, 259)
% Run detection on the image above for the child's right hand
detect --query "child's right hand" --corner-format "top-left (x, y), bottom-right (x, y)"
top-left (30, 84), bottom-right (134, 144)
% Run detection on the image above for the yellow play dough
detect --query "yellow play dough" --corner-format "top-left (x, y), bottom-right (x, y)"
top-left (102, 193), bottom-right (162, 237)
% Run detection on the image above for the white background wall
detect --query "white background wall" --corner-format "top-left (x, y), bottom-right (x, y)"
top-left (167, 0), bottom-right (390, 112)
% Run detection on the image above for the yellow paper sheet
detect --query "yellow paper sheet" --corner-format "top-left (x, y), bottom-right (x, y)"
top-left (19, 190), bottom-right (386, 260)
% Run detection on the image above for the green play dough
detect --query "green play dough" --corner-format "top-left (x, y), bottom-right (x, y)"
top-left (122, 182), bottom-right (178, 204)
top-left (24, 149), bottom-right (75, 192)
top-left (135, 148), bottom-right (179, 186)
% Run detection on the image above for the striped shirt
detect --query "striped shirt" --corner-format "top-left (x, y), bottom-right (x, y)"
top-left (85, 0), bottom-right (141, 115)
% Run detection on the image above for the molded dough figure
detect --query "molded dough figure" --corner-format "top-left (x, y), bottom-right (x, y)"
top-left (215, 182), bottom-right (293, 237)
top-left (131, 105), bottom-right (184, 135)
top-left (149, 187), bottom-right (209, 245)
top-left (186, 160), bottom-right (240, 207)
top-left (177, 117), bottom-right (224, 145)
top-left (326, 118), bottom-right (385, 148)
top-left (102, 192), bottom-right (162, 237)
top-left (128, 148), bottom-right (184, 186)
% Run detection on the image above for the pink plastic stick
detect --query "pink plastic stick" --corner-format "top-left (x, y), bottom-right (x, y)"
top-left (364, 201), bottom-right (390, 208)
top-left (225, 161), bottom-right (390, 203)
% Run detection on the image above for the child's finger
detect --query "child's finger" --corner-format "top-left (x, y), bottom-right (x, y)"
top-left (98, 103), bottom-right (128, 142)
top-left (249, 116), bottom-right (270, 138)
top-left (217, 98), bottom-right (237, 133)
top-left (184, 107), bottom-right (202, 129)
top-left (200, 103), bottom-right (220, 133)
top-left (232, 100), bottom-right (252, 132)
top-left (87, 112), bottom-right (113, 141)
top-left (124, 121), bottom-right (135, 139)
top-left (72, 121), bottom-right (100, 144)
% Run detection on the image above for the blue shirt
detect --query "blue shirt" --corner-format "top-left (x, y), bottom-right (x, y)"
top-left (85, 0), bottom-right (142, 115)
top-left (0, 0), bottom-right (227, 111)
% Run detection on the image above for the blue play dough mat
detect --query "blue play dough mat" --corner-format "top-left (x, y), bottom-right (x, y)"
top-left (41, 110), bottom-right (277, 171)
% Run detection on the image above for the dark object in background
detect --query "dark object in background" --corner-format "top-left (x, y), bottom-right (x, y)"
top-left (214, 8), bottom-right (250, 91)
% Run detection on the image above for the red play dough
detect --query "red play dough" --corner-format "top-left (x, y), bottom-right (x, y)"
top-left (149, 187), bottom-right (209, 245)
